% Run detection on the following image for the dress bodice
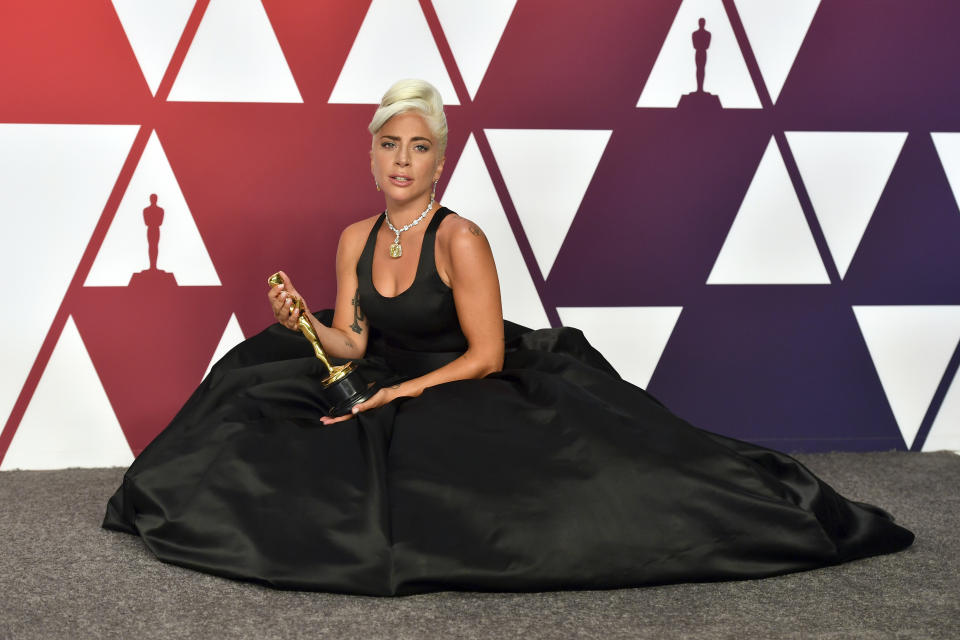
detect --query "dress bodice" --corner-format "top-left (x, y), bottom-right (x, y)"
top-left (356, 208), bottom-right (467, 376)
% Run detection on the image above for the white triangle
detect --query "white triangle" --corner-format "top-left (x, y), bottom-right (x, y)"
top-left (932, 133), bottom-right (960, 213)
top-left (733, 0), bottom-right (819, 103)
top-left (923, 367), bottom-right (960, 452)
top-left (328, 0), bottom-right (459, 105)
top-left (556, 307), bottom-right (683, 388)
top-left (0, 124), bottom-right (138, 436)
top-left (485, 128), bottom-right (611, 279)
top-left (853, 305), bottom-right (960, 448)
top-left (85, 131), bottom-right (221, 286)
top-left (440, 135), bottom-right (549, 329)
top-left (111, 0), bottom-right (196, 96)
top-left (637, 0), bottom-right (761, 109)
top-left (431, 0), bottom-right (515, 100)
top-left (786, 131), bottom-right (906, 278)
top-left (168, 0), bottom-right (302, 103)
top-left (201, 313), bottom-right (247, 381)
top-left (707, 137), bottom-right (829, 284)
top-left (1, 317), bottom-right (134, 470)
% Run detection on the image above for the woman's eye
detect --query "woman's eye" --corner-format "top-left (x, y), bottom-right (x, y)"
top-left (415, 144), bottom-right (429, 152)
top-left (381, 141), bottom-right (395, 149)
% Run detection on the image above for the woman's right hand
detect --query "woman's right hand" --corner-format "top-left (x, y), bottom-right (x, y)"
top-left (267, 270), bottom-right (306, 330)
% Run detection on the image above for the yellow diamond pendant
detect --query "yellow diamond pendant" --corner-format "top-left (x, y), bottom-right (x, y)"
top-left (389, 242), bottom-right (402, 258)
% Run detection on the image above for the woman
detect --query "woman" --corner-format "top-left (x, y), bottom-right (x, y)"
top-left (267, 81), bottom-right (503, 423)
top-left (104, 79), bottom-right (913, 596)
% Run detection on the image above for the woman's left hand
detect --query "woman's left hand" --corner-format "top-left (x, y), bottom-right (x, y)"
top-left (319, 385), bottom-right (402, 425)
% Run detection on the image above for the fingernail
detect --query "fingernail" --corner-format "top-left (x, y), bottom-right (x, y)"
top-left (351, 407), bottom-right (359, 414)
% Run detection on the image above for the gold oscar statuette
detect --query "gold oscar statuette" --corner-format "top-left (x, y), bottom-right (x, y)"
top-left (268, 272), bottom-right (379, 416)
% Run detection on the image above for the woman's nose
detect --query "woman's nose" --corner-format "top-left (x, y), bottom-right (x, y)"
top-left (395, 148), bottom-right (409, 166)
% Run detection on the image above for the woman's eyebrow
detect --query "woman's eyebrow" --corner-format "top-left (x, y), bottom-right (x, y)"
top-left (379, 135), bottom-right (433, 143)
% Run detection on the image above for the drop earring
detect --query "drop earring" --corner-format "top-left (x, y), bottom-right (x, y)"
top-left (431, 179), bottom-right (438, 200)
top-left (375, 178), bottom-right (381, 192)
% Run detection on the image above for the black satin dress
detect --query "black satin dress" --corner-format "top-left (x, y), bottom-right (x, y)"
top-left (103, 208), bottom-right (914, 595)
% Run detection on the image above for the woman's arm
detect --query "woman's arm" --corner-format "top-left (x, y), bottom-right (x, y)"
top-left (320, 215), bottom-right (503, 424)
top-left (269, 219), bottom-right (373, 360)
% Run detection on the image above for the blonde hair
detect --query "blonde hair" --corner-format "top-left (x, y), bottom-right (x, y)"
top-left (368, 79), bottom-right (448, 155)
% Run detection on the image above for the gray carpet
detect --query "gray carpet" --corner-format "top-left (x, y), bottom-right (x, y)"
top-left (1, 451), bottom-right (958, 639)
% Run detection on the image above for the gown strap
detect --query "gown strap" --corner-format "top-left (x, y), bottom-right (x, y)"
top-left (415, 207), bottom-right (452, 283)
top-left (358, 213), bottom-right (386, 275)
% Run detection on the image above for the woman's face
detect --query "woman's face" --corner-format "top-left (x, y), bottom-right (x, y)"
top-left (371, 111), bottom-right (444, 207)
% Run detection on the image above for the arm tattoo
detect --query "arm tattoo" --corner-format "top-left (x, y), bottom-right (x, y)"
top-left (468, 224), bottom-right (483, 238)
top-left (349, 287), bottom-right (365, 335)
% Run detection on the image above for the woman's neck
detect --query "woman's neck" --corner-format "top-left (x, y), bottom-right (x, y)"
top-left (385, 194), bottom-right (435, 227)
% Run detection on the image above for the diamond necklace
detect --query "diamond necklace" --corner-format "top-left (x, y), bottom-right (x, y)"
top-left (384, 192), bottom-right (435, 258)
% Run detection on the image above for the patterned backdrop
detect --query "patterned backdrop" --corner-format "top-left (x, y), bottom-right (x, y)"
top-left (1, 0), bottom-right (959, 469)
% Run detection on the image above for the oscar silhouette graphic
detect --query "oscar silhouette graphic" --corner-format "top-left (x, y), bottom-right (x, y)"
top-left (679, 18), bottom-right (722, 111)
top-left (129, 194), bottom-right (177, 286)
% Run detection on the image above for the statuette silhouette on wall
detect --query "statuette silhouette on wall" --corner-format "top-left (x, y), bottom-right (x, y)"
top-left (129, 193), bottom-right (177, 285)
top-left (679, 18), bottom-right (722, 111)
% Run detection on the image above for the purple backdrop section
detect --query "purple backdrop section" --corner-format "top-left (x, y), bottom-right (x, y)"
top-left (514, 0), bottom-right (960, 450)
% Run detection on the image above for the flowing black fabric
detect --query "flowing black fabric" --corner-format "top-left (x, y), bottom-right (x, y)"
top-left (103, 209), bottom-right (913, 595)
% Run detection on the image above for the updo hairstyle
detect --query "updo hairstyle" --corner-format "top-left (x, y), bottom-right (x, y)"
top-left (368, 79), bottom-right (448, 156)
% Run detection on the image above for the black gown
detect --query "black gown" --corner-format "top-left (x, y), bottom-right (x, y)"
top-left (103, 208), bottom-right (913, 595)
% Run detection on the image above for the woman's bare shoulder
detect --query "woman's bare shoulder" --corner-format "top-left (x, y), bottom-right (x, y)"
top-left (339, 214), bottom-right (381, 255)
top-left (438, 212), bottom-right (486, 242)
top-left (342, 213), bottom-right (381, 238)
top-left (436, 212), bottom-right (494, 281)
